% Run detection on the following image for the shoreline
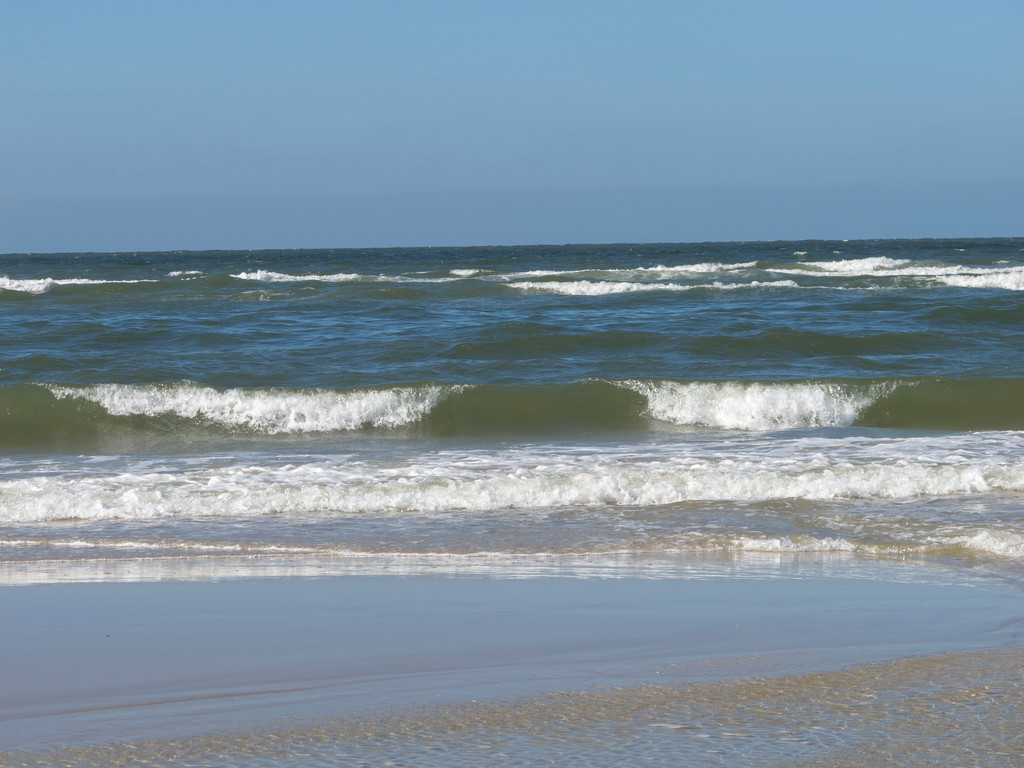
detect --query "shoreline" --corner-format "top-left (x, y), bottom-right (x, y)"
top-left (2, 554), bottom-right (1022, 762)
top-left (7, 647), bottom-right (1024, 768)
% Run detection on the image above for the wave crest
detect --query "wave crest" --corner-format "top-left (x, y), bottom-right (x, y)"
top-left (3, 444), bottom-right (1022, 523)
top-left (46, 382), bottom-right (460, 434)
top-left (232, 270), bottom-right (361, 282)
top-left (619, 380), bottom-right (885, 430)
top-left (0, 276), bottom-right (156, 294)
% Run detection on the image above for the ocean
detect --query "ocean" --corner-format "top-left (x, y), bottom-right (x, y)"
top-left (3, 237), bottom-right (1023, 576)
top-left (2, 237), bottom-right (1023, 765)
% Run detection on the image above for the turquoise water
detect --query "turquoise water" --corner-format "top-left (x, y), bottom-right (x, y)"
top-left (1, 238), bottom-right (1023, 575)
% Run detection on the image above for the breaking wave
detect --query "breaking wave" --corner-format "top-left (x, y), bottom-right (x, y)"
top-left (231, 270), bottom-right (362, 282)
top-left (1, 377), bottom-right (1022, 450)
top-left (508, 280), bottom-right (797, 296)
top-left (44, 382), bottom-right (459, 434)
top-left (768, 256), bottom-right (1024, 290)
top-left (2, 433), bottom-right (1022, 523)
top-left (618, 380), bottom-right (885, 430)
top-left (0, 276), bottom-right (157, 294)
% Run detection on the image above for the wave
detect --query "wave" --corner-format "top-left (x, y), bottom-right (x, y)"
top-left (3, 526), bottom-right (1023, 586)
top-left (508, 280), bottom-right (798, 296)
top-left (634, 378), bottom-right (1024, 431)
top-left (7, 530), bottom-right (1023, 561)
top-left (231, 270), bottom-right (473, 286)
top-left (2, 433), bottom-right (1022, 522)
top-left (510, 280), bottom-right (693, 296)
top-left (6, 253), bottom-right (1023, 300)
top-left (1, 377), bottom-right (1022, 449)
top-left (790, 256), bottom-right (912, 273)
top-left (6, 539), bottom-right (1023, 585)
top-left (44, 382), bottom-right (459, 433)
top-left (618, 380), bottom-right (885, 430)
top-left (732, 530), bottom-right (1024, 559)
top-left (231, 269), bottom-right (362, 282)
top-left (939, 271), bottom-right (1024, 291)
top-left (502, 257), bottom-right (1024, 292)
top-left (0, 276), bottom-right (158, 294)
top-left (768, 257), bottom-right (1024, 290)
top-left (503, 262), bottom-right (759, 280)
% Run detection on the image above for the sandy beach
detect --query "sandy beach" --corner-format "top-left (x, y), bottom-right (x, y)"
top-left (2, 554), bottom-right (1022, 766)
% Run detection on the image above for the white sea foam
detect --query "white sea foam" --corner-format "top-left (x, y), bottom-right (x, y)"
top-left (0, 549), bottom-right (917, 585)
top-left (795, 256), bottom-right (910, 273)
top-left (940, 529), bottom-right (1024, 558)
top-left (232, 270), bottom-right (362, 282)
top-left (619, 380), bottom-right (884, 430)
top-left (509, 280), bottom-right (795, 296)
top-left (627, 262), bottom-right (760, 277)
top-left (46, 382), bottom-right (459, 433)
top-left (3, 435), bottom-right (1022, 523)
top-left (938, 269), bottom-right (1024, 291)
top-left (510, 280), bottom-right (694, 295)
top-left (4, 527), bottom-right (1023, 586)
top-left (766, 258), bottom-right (1024, 290)
top-left (0, 276), bottom-right (156, 294)
top-left (730, 530), bottom-right (1024, 558)
top-left (733, 535), bottom-right (861, 553)
top-left (504, 262), bottom-right (758, 280)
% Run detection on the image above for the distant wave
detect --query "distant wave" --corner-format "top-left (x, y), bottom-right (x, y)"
top-left (503, 262), bottom-right (759, 280)
top-left (508, 280), bottom-right (797, 296)
top-left (5, 255), bottom-right (1023, 297)
top-left (232, 270), bottom-right (362, 282)
top-left (231, 270), bottom-right (469, 285)
top-left (1, 377), bottom-right (1021, 449)
top-left (510, 280), bottom-right (693, 295)
top-left (0, 276), bottom-right (158, 294)
top-left (790, 256), bottom-right (912, 273)
top-left (769, 257), bottom-right (1024, 290)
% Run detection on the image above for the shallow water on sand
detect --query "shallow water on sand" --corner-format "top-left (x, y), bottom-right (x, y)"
top-left (2, 558), bottom-right (1022, 766)
top-left (6, 646), bottom-right (1023, 767)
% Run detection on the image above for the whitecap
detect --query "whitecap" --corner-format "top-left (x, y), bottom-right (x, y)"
top-left (509, 280), bottom-right (694, 296)
top-left (4, 436), bottom-right (1022, 523)
top-left (617, 380), bottom-right (887, 431)
top-left (232, 270), bottom-right (362, 282)
top-left (46, 382), bottom-right (461, 434)
top-left (509, 280), bottom-right (795, 296)
top-left (0, 276), bottom-right (157, 294)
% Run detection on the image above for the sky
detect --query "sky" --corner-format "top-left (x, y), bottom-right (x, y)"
top-left (1, 0), bottom-right (1021, 252)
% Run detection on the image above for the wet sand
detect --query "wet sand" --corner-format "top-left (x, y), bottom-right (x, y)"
top-left (2, 556), bottom-right (1022, 765)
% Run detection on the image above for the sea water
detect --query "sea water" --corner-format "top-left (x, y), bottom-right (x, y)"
top-left (2, 238), bottom-right (1023, 765)
top-left (2, 238), bottom-right (1023, 576)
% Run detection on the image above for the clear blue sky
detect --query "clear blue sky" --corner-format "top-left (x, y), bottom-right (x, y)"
top-left (2, 0), bottom-right (1021, 252)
